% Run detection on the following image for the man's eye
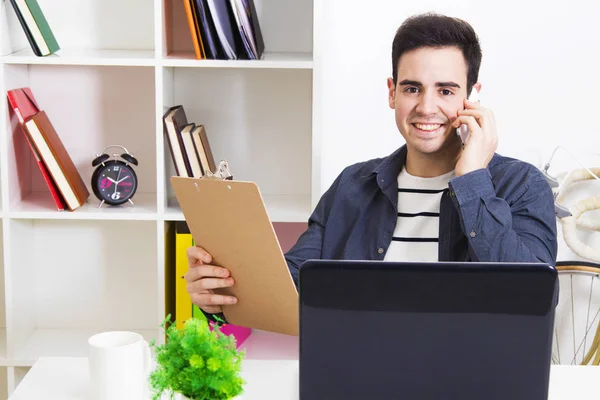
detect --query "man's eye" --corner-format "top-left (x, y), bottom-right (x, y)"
top-left (404, 87), bottom-right (419, 93)
top-left (441, 89), bottom-right (453, 96)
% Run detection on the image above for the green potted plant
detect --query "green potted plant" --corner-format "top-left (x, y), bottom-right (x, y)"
top-left (149, 315), bottom-right (246, 400)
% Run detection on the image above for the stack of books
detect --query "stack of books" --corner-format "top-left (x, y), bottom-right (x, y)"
top-left (183, 0), bottom-right (264, 60)
top-left (163, 105), bottom-right (217, 178)
top-left (7, 88), bottom-right (89, 211)
top-left (9, 0), bottom-right (60, 56)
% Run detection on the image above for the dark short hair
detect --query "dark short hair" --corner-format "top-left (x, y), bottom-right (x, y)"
top-left (392, 12), bottom-right (482, 94)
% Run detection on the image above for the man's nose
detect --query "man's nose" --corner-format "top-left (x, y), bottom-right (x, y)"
top-left (415, 91), bottom-right (438, 115)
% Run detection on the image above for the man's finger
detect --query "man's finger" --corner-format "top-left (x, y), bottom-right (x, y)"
top-left (456, 109), bottom-right (485, 126)
top-left (188, 277), bottom-right (234, 292)
top-left (186, 245), bottom-right (212, 266)
top-left (184, 264), bottom-right (230, 282)
top-left (464, 98), bottom-right (482, 109)
top-left (192, 293), bottom-right (238, 306)
top-left (452, 115), bottom-right (481, 136)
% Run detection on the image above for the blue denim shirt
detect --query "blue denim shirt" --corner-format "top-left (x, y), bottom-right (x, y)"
top-left (284, 145), bottom-right (558, 289)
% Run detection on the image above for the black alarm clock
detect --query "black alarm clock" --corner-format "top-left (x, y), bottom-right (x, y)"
top-left (91, 145), bottom-right (139, 207)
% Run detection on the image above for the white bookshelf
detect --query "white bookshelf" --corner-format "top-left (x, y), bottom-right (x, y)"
top-left (0, 0), bottom-right (317, 396)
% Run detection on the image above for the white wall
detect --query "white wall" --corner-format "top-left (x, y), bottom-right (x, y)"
top-left (316, 0), bottom-right (600, 264)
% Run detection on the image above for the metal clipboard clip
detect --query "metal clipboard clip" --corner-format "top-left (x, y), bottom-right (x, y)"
top-left (202, 160), bottom-right (234, 180)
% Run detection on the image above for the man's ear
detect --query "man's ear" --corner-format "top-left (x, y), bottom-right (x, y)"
top-left (472, 82), bottom-right (482, 95)
top-left (387, 77), bottom-right (396, 109)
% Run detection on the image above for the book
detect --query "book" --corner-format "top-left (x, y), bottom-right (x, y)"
top-left (228, 0), bottom-right (254, 59)
top-left (23, 111), bottom-right (89, 210)
top-left (10, 0), bottom-right (59, 56)
top-left (206, 0), bottom-right (239, 60)
top-left (228, 0), bottom-right (264, 59)
top-left (7, 88), bottom-right (67, 210)
top-left (182, 0), bottom-right (205, 60)
top-left (239, 0), bottom-right (264, 59)
top-left (180, 123), bottom-right (204, 177)
top-left (163, 105), bottom-right (192, 177)
top-left (8, 0), bottom-right (40, 55)
top-left (191, 124), bottom-right (217, 175)
top-left (193, 0), bottom-right (224, 59)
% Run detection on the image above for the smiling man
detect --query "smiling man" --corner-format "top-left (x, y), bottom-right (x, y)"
top-left (281, 12), bottom-right (558, 284)
top-left (184, 13), bottom-right (558, 316)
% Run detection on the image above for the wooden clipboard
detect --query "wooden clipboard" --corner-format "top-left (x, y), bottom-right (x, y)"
top-left (170, 176), bottom-right (299, 336)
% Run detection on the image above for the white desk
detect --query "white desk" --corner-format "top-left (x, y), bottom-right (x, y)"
top-left (7, 330), bottom-right (600, 399)
top-left (8, 357), bottom-right (299, 400)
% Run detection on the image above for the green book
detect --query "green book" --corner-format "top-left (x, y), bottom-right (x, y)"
top-left (25, 0), bottom-right (60, 54)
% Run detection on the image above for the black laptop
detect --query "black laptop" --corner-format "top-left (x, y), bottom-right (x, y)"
top-left (299, 260), bottom-right (558, 400)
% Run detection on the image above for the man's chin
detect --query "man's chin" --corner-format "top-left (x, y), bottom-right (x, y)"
top-left (408, 137), bottom-right (459, 155)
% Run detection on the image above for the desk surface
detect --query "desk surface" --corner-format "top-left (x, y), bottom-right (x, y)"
top-left (8, 330), bottom-right (600, 399)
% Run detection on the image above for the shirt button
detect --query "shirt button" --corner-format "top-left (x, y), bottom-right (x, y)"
top-left (378, 248), bottom-right (384, 254)
top-left (470, 231), bottom-right (477, 238)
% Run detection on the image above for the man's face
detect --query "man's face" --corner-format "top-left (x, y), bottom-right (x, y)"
top-left (388, 46), bottom-right (473, 156)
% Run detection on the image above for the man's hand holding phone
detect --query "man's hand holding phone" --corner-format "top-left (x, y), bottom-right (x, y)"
top-left (184, 245), bottom-right (237, 314)
top-left (452, 92), bottom-right (498, 177)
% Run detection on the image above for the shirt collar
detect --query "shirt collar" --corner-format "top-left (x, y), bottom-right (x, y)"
top-left (371, 144), bottom-right (502, 187)
top-left (371, 145), bottom-right (407, 191)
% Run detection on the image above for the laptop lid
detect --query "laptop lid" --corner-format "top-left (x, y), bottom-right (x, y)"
top-left (299, 260), bottom-right (558, 400)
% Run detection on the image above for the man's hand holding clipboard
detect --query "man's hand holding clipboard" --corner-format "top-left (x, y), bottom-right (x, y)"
top-left (184, 245), bottom-right (237, 315)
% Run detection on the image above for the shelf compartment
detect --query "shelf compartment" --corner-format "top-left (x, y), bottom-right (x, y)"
top-left (6, 219), bottom-right (161, 366)
top-left (162, 0), bottom-right (313, 63)
top-left (1, 0), bottom-right (154, 57)
top-left (161, 67), bottom-right (312, 223)
top-left (4, 64), bottom-right (156, 216)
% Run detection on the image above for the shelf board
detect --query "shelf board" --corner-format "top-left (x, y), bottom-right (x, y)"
top-left (12, 328), bottom-right (160, 367)
top-left (162, 51), bottom-right (313, 69)
top-left (9, 192), bottom-right (157, 221)
top-left (1, 49), bottom-right (156, 67)
top-left (164, 194), bottom-right (311, 222)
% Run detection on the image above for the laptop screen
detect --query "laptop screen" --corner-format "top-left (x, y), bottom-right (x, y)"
top-left (299, 261), bottom-right (557, 400)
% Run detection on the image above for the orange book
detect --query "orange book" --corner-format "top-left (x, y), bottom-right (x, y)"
top-left (24, 110), bottom-right (90, 210)
top-left (183, 0), bottom-right (205, 59)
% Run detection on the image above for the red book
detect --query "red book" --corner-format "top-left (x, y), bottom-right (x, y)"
top-left (7, 87), bottom-right (67, 211)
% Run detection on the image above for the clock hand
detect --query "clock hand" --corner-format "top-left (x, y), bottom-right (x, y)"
top-left (106, 177), bottom-right (117, 183)
top-left (114, 169), bottom-right (122, 195)
top-left (116, 175), bottom-right (130, 184)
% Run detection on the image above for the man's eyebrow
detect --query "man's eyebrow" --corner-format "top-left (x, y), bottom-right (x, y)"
top-left (397, 79), bottom-right (461, 89)
top-left (436, 81), bottom-right (461, 88)
top-left (398, 79), bottom-right (422, 86)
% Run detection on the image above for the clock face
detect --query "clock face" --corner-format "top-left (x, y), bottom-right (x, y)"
top-left (94, 161), bottom-right (138, 205)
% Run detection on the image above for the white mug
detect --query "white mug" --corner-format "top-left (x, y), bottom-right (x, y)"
top-left (88, 331), bottom-right (152, 400)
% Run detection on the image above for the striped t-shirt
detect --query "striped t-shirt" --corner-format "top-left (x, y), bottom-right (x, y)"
top-left (383, 167), bottom-right (455, 262)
